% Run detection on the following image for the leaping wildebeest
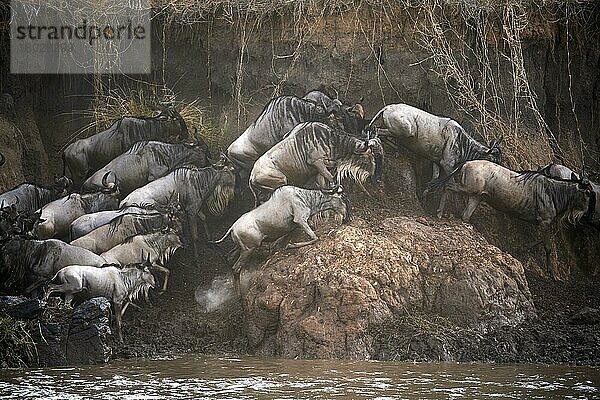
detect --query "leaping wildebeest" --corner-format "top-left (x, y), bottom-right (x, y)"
top-left (0, 176), bottom-right (72, 214)
top-left (366, 103), bottom-right (501, 216)
top-left (211, 185), bottom-right (350, 292)
top-left (44, 262), bottom-right (156, 342)
top-left (81, 140), bottom-right (211, 197)
top-left (70, 211), bottom-right (181, 254)
top-left (249, 121), bottom-right (383, 204)
top-left (0, 237), bottom-right (107, 296)
top-left (100, 230), bottom-right (183, 292)
top-left (435, 159), bottom-right (594, 278)
top-left (120, 165), bottom-right (236, 249)
top-left (63, 107), bottom-right (189, 187)
top-left (227, 91), bottom-right (365, 175)
top-left (35, 173), bottom-right (119, 240)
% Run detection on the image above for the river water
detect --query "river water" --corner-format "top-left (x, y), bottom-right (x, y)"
top-left (0, 355), bottom-right (598, 399)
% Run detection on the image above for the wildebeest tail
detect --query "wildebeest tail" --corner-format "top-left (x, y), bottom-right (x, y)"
top-left (423, 163), bottom-right (465, 195)
top-left (364, 107), bottom-right (386, 136)
top-left (208, 226), bottom-right (233, 245)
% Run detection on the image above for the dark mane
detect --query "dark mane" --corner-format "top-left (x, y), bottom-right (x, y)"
top-left (252, 96), bottom-right (325, 128)
top-left (517, 169), bottom-right (580, 183)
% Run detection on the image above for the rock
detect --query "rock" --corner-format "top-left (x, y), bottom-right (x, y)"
top-left (569, 307), bottom-right (600, 325)
top-left (244, 216), bottom-right (536, 359)
top-left (0, 296), bottom-right (44, 320)
top-left (66, 297), bottom-right (112, 364)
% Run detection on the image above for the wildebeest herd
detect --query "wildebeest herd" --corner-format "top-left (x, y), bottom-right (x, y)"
top-left (0, 89), bottom-right (597, 341)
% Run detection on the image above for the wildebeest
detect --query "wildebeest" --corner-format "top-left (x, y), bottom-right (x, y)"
top-left (44, 262), bottom-right (156, 342)
top-left (63, 107), bottom-right (189, 187)
top-left (227, 92), bottom-right (365, 175)
top-left (120, 165), bottom-right (236, 247)
top-left (211, 185), bottom-right (350, 292)
top-left (69, 205), bottom-right (157, 240)
top-left (0, 176), bottom-right (72, 214)
top-left (249, 122), bottom-right (383, 204)
top-left (0, 238), bottom-right (106, 296)
top-left (81, 140), bottom-right (210, 197)
top-left (436, 160), bottom-right (593, 277)
top-left (367, 104), bottom-right (501, 215)
top-left (35, 174), bottom-right (119, 240)
top-left (100, 230), bottom-right (183, 292)
top-left (70, 212), bottom-right (181, 254)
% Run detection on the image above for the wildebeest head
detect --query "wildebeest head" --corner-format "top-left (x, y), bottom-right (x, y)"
top-left (563, 179), bottom-right (594, 224)
top-left (486, 139), bottom-right (502, 164)
top-left (205, 166), bottom-right (237, 216)
top-left (335, 137), bottom-right (380, 186)
top-left (126, 256), bottom-right (157, 300)
top-left (53, 175), bottom-right (73, 197)
top-left (320, 185), bottom-right (351, 223)
top-left (158, 105), bottom-right (189, 141)
top-left (184, 127), bottom-right (211, 158)
top-left (182, 135), bottom-right (212, 167)
top-left (326, 101), bottom-right (366, 136)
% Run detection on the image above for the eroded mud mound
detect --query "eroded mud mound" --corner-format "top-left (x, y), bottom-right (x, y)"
top-left (244, 216), bottom-right (535, 359)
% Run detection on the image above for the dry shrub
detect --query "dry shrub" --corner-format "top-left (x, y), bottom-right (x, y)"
top-left (0, 316), bottom-right (37, 368)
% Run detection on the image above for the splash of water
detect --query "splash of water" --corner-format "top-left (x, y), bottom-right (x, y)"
top-left (194, 275), bottom-right (234, 313)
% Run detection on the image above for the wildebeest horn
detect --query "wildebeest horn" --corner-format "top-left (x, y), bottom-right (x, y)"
top-left (102, 172), bottom-right (110, 187)
top-left (0, 151), bottom-right (4, 167)
top-left (330, 84), bottom-right (339, 99)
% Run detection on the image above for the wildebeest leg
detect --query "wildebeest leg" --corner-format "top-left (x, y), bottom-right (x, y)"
top-left (197, 211), bottom-right (209, 239)
top-left (121, 301), bottom-right (141, 316)
top-left (25, 279), bottom-right (46, 298)
top-left (113, 301), bottom-right (124, 343)
top-left (540, 223), bottom-right (556, 280)
top-left (250, 178), bottom-right (284, 206)
top-left (461, 196), bottom-right (481, 223)
top-left (309, 158), bottom-right (335, 187)
top-left (270, 233), bottom-right (290, 251)
top-left (356, 180), bottom-right (372, 198)
top-left (431, 163), bottom-right (440, 180)
top-left (287, 214), bottom-right (319, 249)
top-left (44, 276), bottom-right (83, 301)
top-left (232, 247), bottom-right (253, 297)
top-left (152, 264), bottom-right (171, 293)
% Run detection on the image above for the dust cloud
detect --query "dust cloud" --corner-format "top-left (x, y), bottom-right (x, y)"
top-left (194, 275), bottom-right (234, 312)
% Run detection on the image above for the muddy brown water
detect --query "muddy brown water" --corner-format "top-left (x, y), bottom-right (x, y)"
top-left (1, 355), bottom-right (599, 399)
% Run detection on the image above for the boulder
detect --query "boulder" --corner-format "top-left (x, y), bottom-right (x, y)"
top-left (244, 216), bottom-right (536, 359)
top-left (0, 296), bottom-right (44, 320)
top-left (66, 297), bottom-right (112, 364)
